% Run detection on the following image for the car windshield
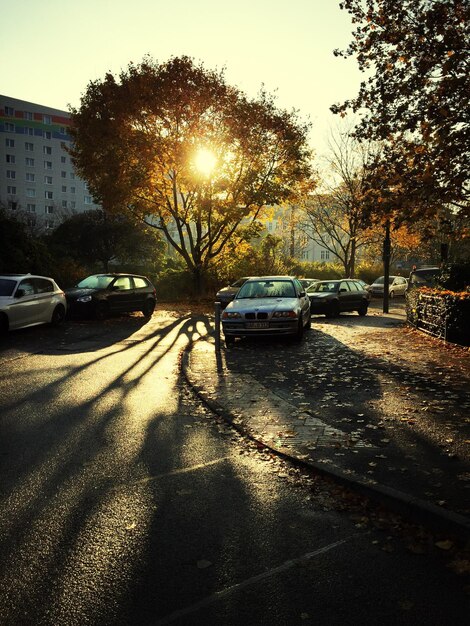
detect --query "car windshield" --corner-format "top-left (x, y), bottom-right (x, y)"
top-left (237, 280), bottom-right (295, 299)
top-left (77, 275), bottom-right (115, 289)
top-left (309, 282), bottom-right (338, 293)
top-left (0, 279), bottom-right (17, 296)
top-left (373, 277), bottom-right (394, 285)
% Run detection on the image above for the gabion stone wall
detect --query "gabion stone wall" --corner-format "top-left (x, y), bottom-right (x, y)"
top-left (406, 289), bottom-right (470, 346)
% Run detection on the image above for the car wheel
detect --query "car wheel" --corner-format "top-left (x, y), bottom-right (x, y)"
top-left (326, 302), bottom-right (339, 318)
top-left (142, 299), bottom-right (155, 318)
top-left (51, 304), bottom-right (66, 326)
top-left (95, 301), bottom-right (108, 321)
top-left (358, 302), bottom-right (368, 316)
top-left (225, 335), bottom-right (235, 347)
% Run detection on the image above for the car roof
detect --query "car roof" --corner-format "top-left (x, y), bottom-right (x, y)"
top-left (244, 275), bottom-right (295, 281)
top-left (0, 273), bottom-right (54, 281)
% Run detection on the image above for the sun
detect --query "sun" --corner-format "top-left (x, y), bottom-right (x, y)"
top-left (194, 148), bottom-right (217, 176)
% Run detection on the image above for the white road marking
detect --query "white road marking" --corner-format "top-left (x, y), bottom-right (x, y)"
top-left (155, 533), bottom-right (366, 625)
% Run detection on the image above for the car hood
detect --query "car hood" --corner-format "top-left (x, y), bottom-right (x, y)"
top-left (65, 287), bottom-right (100, 298)
top-left (228, 296), bottom-right (300, 312)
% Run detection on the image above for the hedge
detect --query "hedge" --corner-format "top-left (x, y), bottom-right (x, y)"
top-left (406, 288), bottom-right (470, 346)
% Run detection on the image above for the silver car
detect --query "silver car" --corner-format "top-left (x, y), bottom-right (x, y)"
top-left (0, 273), bottom-right (67, 332)
top-left (368, 275), bottom-right (408, 298)
top-left (221, 276), bottom-right (311, 346)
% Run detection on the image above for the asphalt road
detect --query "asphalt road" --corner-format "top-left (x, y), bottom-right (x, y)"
top-left (0, 310), bottom-right (468, 625)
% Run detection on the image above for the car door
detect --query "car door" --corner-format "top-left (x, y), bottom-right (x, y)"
top-left (132, 276), bottom-right (150, 310)
top-left (338, 280), bottom-right (354, 311)
top-left (107, 276), bottom-right (134, 312)
top-left (31, 277), bottom-right (55, 322)
top-left (10, 278), bottom-right (39, 328)
top-left (294, 278), bottom-right (310, 323)
top-left (347, 280), bottom-right (363, 308)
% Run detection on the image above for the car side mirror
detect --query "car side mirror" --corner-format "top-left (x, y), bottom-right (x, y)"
top-left (15, 288), bottom-right (25, 298)
top-left (299, 290), bottom-right (306, 297)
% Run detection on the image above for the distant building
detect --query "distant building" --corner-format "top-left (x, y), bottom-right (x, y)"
top-left (0, 95), bottom-right (100, 231)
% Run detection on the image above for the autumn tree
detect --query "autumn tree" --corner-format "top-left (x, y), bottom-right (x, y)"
top-left (301, 127), bottom-right (381, 277)
top-left (332, 0), bottom-right (469, 219)
top-left (69, 56), bottom-right (314, 294)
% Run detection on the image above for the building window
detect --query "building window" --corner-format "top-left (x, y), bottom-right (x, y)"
top-left (45, 219), bottom-right (55, 229)
top-left (26, 173), bottom-right (35, 182)
top-left (26, 157), bottom-right (34, 166)
top-left (43, 146), bottom-right (52, 155)
top-left (45, 205), bottom-right (54, 214)
top-left (71, 187), bottom-right (76, 194)
top-left (24, 111), bottom-right (33, 120)
top-left (6, 154), bottom-right (15, 163)
top-left (84, 196), bottom-right (92, 204)
top-left (61, 185), bottom-right (67, 192)
top-left (5, 122), bottom-right (15, 132)
top-left (61, 171), bottom-right (67, 178)
top-left (45, 191), bottom-right (53, 199)
top-left (44, 176), bottom-right (53, 185)
top-left (5, 106), bottom-right (14, 116)
top-left (44, 131), bottom-right (51, 139)
top-left (6, 170), bottom-right (16, 179)
top-left (62, 200), bottom-right (67, 208)
top-left (8, 200), bottom-right (18, 210)
top-left (27, 204), bottom-right (36, 212)
top-left (26, 188), bottom-right (36, 197)
top-left (71, 201), bottom-right (76, 209)
top-left (44, 161), bottom-right (52, 169)
top-left (25, 127), bottom-right (34, 136)
top-left (320, 250), bottom-right (330, 260)
top-left (61, 156), bottom-right (66, 163)
top-left (60, 127), bottom-right (66, 135)
top-left (43, 115), bottom-right (52, 125)
top-left (7, 186), bottom-right (16, 194)
top-left (25, 142), bottom-right (34, 151)
top-left (70, 173), bottom-right (75, 180)
top-left (6, 138), bottom-right (15, 147)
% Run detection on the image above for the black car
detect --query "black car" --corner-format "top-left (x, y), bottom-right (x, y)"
top-left (216, 277), bottom-right (250, 309)
top-left (307, 279), bottom-right (369, 317)
top-left (65, 273), bottom-right (156, 319)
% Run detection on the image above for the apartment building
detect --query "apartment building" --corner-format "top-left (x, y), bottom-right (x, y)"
top-left (0, 95), bottom-right (100, 231)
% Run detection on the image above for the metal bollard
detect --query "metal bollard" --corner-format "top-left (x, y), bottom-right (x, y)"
top-left (214, 301), bottom-right (221, 351)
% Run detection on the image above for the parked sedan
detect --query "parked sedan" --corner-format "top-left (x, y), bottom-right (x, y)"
top-left (307, 279), bottom-right (369, 317)
top-left (0, 273), bottom-right (67, 332)
top-left (368, 275), bottom-right (408, 298)
top-left (216, 277), bottom-right (250, 309)
top-left (221, 276), bottom-right (311, 345)
top-left (65, 273), bottom-right (156, 320)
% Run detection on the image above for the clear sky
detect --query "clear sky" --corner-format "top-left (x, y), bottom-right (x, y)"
top-left (0, 0), bottom-right (362, 155)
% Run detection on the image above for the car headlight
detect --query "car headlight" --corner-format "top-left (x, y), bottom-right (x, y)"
top-left (77, 295), bottom-right (92, 303)
top-left (272, 311), bottom-right (297, 318)
top-left (222, 311), bottom-right (242, 319)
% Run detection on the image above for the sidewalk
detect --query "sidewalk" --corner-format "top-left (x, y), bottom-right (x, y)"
top-left (182, 307), bottom-right (470, 540)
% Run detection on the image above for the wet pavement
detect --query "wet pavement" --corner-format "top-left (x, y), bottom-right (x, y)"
top-left (183, 302), bottom-right (470, 539)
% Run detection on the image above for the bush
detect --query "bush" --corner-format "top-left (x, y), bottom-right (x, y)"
top-left (406, 288), bottom-right (470, 346)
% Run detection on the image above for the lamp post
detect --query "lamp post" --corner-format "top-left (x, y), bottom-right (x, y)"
top-left (383, 217), bottom-right (391, 313)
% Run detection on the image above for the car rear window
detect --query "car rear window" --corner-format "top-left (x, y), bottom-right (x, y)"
top-left (134, 277), bottom-right (149, 289)
top-left (33, 278), bottom-right (54, 293)
top-left (0, 279), bottom-right (17, 296)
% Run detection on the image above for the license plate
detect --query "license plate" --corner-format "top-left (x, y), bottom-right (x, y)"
top-left (246, 322), bottom-right (269, 329)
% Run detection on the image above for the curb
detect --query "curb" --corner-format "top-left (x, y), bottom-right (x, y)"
top-left (181, 340), bottom-right (470, 543)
